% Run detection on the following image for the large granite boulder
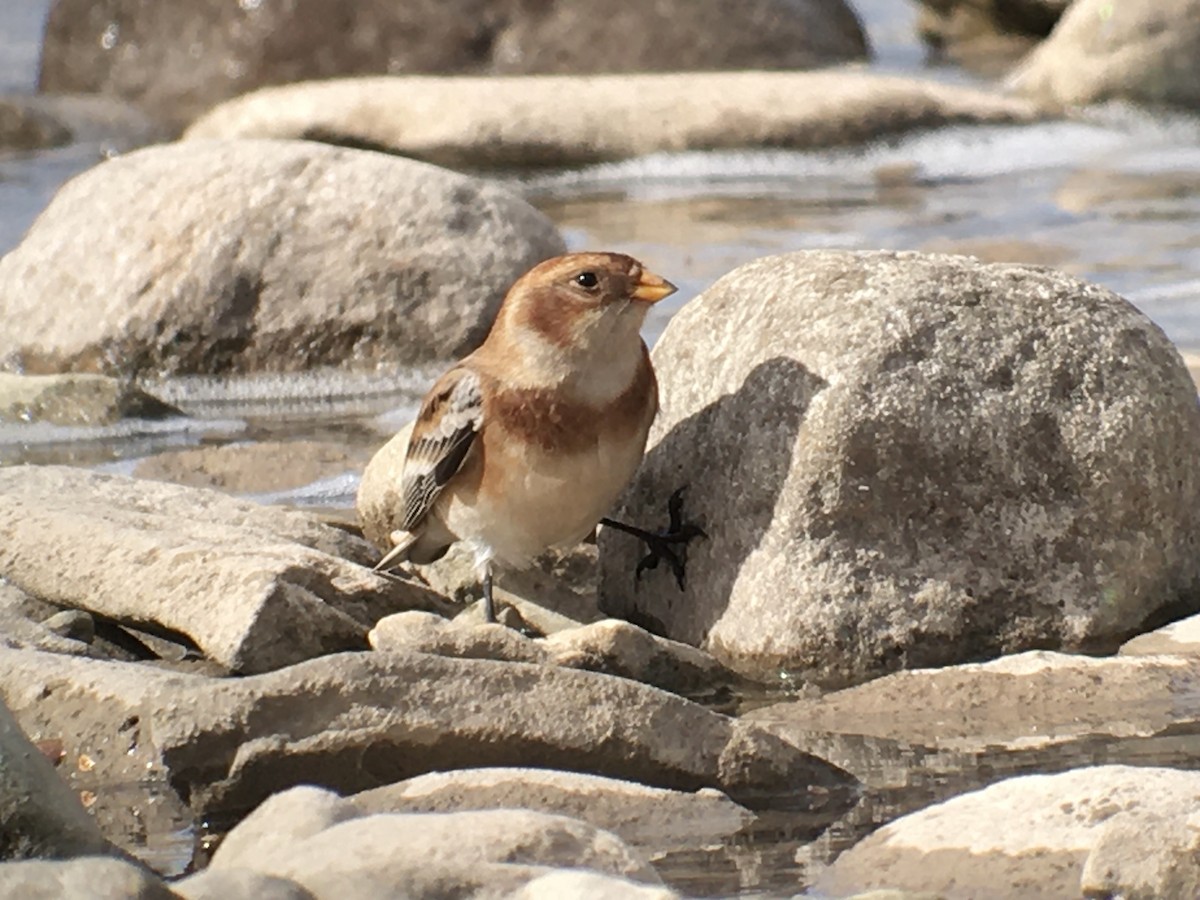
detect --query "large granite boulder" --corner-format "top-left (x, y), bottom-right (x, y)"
top-left (0, 139), bottom-right (564, 378)
top-left (599, 250), bottom-right (1200, 685)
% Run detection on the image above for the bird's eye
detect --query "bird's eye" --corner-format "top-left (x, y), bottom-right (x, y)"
top-left (574, 271), bottom-right (599, 289)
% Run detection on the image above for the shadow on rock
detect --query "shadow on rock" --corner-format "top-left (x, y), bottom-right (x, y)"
top-left (600, 356), bottom-right (826, 649)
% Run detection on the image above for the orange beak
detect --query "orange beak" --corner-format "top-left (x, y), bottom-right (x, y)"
top-left (630, 269), bottom-right (678, 304)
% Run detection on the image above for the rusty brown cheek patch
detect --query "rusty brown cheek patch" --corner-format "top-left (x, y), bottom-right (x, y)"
top-left (517, 286), bottom-right (583, 350)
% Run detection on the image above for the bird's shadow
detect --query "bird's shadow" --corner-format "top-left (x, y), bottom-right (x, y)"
top-left (599, 355), bottom-right (826, 647)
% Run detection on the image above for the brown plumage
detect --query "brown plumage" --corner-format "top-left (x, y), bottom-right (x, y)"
top-left (370, 251), bottom-right (676, 620)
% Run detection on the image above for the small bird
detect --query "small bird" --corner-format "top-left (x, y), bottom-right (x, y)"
top-left (371, 251), bottom-right (699, 621)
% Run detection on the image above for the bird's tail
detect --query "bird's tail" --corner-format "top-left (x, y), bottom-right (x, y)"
top-left (372, 530), bottom-right (419, 572)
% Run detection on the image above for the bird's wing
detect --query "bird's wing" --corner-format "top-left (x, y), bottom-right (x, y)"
top-left (398, 365), bottom-right (484, 532)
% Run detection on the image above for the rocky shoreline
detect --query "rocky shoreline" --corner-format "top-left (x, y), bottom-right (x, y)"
top-left (4, 0), bottom-right (1200, 897)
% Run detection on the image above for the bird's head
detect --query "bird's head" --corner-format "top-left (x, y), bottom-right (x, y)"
top-left (494, 251), bottom-right (677, 357)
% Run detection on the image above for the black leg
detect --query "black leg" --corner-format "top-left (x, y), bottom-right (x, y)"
top-left (481, 564), bottom-right (496, 623)
top-left (601, 486), bottom-right (705, 590)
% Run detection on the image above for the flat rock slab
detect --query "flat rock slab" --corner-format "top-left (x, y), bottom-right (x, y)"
top-left (1121, 614), bottom-right (1200, 656)
top-left (0, 465), bottom-right (448, 673)
top-left (818, 766), bottom-right (1200, 899)
top-left (0, 647), bottom-right (857, 828)
top-left (0, 139), bottom-right (564, 378)
top-left (599, 250), bottom-right (1200, 685)
top-left (184, 71), bottom-right (1042, 168)
top-left (351, 767), bottom-right (754, 850)
top-left (209, 785), bottom-right (661, 896)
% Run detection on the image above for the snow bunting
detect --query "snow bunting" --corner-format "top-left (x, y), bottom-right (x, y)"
top-left (371, 251), bottom-right (701, 621)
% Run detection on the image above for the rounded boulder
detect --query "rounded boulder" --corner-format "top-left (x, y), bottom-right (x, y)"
top-left (0, 139), bottom-right (564, 378)
top-left (599, 250), bottom-right (1200, 686)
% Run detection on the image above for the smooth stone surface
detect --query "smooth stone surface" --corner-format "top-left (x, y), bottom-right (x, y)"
top-left (0, 373), bottom-right (179, 425)
top-left (0, 698), bottom-right (120, 861)
top-left (368, 611), bottom-right (553, 664)
top-left (351, 767), bottom-right (754, 849)
top-left (599, 250), bottom-right (1200, 685)
top-left (818, 766), bottom-right (1200, 899)
top-left (0, 857), bottom-right (178, 899)
top-left (0, 140), bottom-right (564, 378)
top-left (0, 465), bottom-right (449, 673)
top-left (1120, 614), bottom-right (1200, 656)
top-left (0, 647), bottom-right (856, 823)
top-left (39, 0), bottom-right (867, 126)
top-left (133, 440), bottom-right (376, 496)
top-left (184, 71), bottom-right (1041, 168)
top-left (1009, 0), bottom-right (1200, 109)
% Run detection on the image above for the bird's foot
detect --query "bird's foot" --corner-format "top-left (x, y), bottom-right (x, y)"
top-left (601, 487), bottom-right (706, 590)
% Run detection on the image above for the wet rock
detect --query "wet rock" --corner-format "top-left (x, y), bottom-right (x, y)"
top-left (0, 140), bottom-right (564, 378)
top-left (0, 465), bottom-right (449, 673)
top-left (915, 0), bottom-right (1069, 75)
top-left (0, 698), bottom-right (120, 860)
top-left (1009, 0), bottom-right (1200, 110)
top-left (599, 250), bottom-right (1200, 686)
top-left (1120, 614), bottom-right (1200, 656)
top-left (209, 785), bottom-right (661, 894)
top-left (1056, 168), bottom-right (1200, 215)
top-left (0, 646), bottom-right (856, 823)
top-left (173, 868), bottom-right (315, 900)
top-left (39, 0), bottom-right (866, 127)
top-left (133, 440), bottom-right (376, 496)
top-left (184, 71), bottom-right (1041, 169)
top-left (511, 870), bottom-right (680, 899)
top-left (817, 766), bottom-right (1200, 898)
top-left (0, 857), bottom-right (177, 899)
top-left (351, 767), bottom-right (754, 851)
top-left (0, 373), bottom-right (179, 425)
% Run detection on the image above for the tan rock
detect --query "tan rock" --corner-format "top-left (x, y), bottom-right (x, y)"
top-left (818, 766), bottom-right (1200, 899)
top-left (1009, 0), bottom-right (1200, 109)
top-left (915, 0), bottom-right (1069, 75)
top-left (0, 140), bottom-right (564, 378)
top-left (184, 71), bottom-right (1041, 169)
top-left (1120, 614), bottom-right (1200, 656)
top-left (599, 251), bottom-right (1200, 685)
top-left (0, 857), bottom-right (178, 899)
top-left (0, 465), bottom-right (449, 673)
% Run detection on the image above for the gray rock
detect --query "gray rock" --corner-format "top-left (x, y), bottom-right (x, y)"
top-left (0, 583), bottom-right (93, 658)
top-left (0, 373), bottom-right (179, 425)
top-left (209, 785), bottom-right (360, 872)
top-left (598, 250), bottom-right (1200, 686)
top-left (0, 140), bottom-right (564, 378)
top-left (172, 868), bottom-right (314, 900)
top-left (0, 646), bottom-right (856, 822)
top-left (1009, 0), bottom-right (1200, 109)
top-left (0, 857), bottom-right (177, 899)
top-left (0, 465), bottom-right (450, 673)
top-left (39, 0), bottom-right (866, 127)
top-left (818, 766), bottom-right (1200, 899)
top-left (0, 698), bottom-right (120, 860)
top-left (0, 94), bottom-right (166, 151)
top-left (185, 71), bottom-right (1041, 169)
top-left (368, 611), bottom-right (553, 664)
top-left (351, 767), bottom-right (753, 850)
top-left (508, 870), bottom-right (680, 900)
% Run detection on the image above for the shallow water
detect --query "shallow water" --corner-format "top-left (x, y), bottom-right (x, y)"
top-left (3, 0), bottom-right (1200, 895)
